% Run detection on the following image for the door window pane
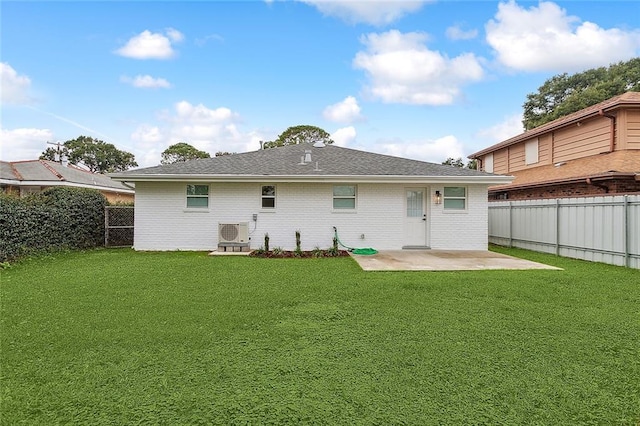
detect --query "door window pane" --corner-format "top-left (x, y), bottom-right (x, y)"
top-left (406, 190), bottom-right (423, 217)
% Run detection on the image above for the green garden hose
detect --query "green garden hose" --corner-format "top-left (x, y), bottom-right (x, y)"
top-left (333, 227), bottom-right (378, 255)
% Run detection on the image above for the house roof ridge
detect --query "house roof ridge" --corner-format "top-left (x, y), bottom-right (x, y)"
top-left (10, 162), bottom-right (24, 180)
top-left (39, 160), bottom-right (66, 181)
top-left (66, 162), bottom-right (98, 174)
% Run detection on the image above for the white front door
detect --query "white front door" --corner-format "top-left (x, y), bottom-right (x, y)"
top-left (403, 188), bottom-right (428, 248)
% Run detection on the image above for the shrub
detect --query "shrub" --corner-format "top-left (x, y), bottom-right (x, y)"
top-left (311, 246), bottom-right (324, 258)
top-left (295, 230), bottom-right (302, 256)
top-left (0, 187), bottom-right (107, 262)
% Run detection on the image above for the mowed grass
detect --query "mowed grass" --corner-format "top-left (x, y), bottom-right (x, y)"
top-left (1, 248), bottom-right (639, 425)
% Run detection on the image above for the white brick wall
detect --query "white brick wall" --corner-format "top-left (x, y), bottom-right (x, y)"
top-left (429, 184), bottom-right (489, 250)
top-left (133, 181), bottom-right (490, 251)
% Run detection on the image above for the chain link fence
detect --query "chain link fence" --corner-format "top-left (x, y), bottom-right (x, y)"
top-left (105, 206), bottom-right (134, 247)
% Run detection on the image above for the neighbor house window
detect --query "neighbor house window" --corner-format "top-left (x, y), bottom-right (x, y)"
top-left (525, 138), bottom-right (539, 165)
top-left (261, 185), bottom-right (276, 208)
top-left (443, 187), bottom-right (466, 210)
top-left (333, 185), bottom-right (356, 209)
top-left (186, 184), bottom-right (209, 208)
top-left (484, 153), bottom-right (494, 173)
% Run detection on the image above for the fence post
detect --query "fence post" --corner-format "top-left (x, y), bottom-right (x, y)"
top-left (624, 195), bottom-right (630, 268)
top-left (104, 206), bottom-right (109, 247)
top-left (508, 201), bottom-right (513, 248)
top-left (555, 198), bottom-right (560, 256)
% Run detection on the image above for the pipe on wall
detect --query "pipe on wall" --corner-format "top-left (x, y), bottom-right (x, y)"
top-left (598, 109), bottom-right (616, 152)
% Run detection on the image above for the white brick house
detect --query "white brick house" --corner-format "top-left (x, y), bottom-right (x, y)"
top-left (111, 143), bottom-right (512, 252)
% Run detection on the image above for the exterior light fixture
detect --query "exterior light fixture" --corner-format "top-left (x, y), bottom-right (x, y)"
top-left (434, 190), bottom-right (442, 205)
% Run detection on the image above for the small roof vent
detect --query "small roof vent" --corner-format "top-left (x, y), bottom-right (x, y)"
top-left (313, 140), bottom-right (326, 148)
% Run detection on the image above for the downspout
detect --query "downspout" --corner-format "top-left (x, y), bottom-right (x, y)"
top-left (599, 109), bottom-right (616, 152)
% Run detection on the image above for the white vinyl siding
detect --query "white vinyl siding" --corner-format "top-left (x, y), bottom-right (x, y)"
top-left (525, 138), bottom-right (539, 165)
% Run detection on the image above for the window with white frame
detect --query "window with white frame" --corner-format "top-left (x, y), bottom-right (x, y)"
top-left (261, 185), bottom-right (276, 208)
top-left (186, 184), bottom-right (209, 208)
top-left (525, 138), bottom-right (539, 165)
top-left (333, 185), bottom-right (356, 209)
top-left (443, 186), bottom-right (466, 210)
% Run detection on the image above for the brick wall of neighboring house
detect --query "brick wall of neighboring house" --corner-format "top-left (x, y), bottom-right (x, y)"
top-left (489, 178), bottom-right (640, 201)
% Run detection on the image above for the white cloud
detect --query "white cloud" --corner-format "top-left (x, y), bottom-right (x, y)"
top-left (115, 29), bottom-right (184, 59)
top-left (130, 101), bottom-right (259, 166)
top-left (300, 0), bottom-right (428, 26)
top-left (323, 96), bottom-right (363, 124)
top-left (331, 126), bottom-right (357, 147)
top-left (195, 34), bottom-right (224, 46)
top-left (121, 74), bottom-right (172, 89)
top-left (1, 63), bottom-right (32, 105)
top-left (0, 128), bottom-right (54, 161)
top-left (476, 113), bottom-right (524, 143)
top-left (131, 124), bottom-right (164, 145)
top-left (165, 27), bottom-right (185, 43)
top-left (129, 124), bottom-right (164, 168)
top-left (446, 25), bottom-right (478, 41)
top-left (373, 135), bottom-right (465, 163)
top-left (486, 1), bottom-right (640, 72)
top-left (353, 30), bottom-right (484, 105)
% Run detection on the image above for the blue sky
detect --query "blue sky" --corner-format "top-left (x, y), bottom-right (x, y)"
top-left (2, 1), bottom-right (639, 168)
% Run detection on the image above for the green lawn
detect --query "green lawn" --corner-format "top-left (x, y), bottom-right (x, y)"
top-left (1, 248), bottom-right (639, 424)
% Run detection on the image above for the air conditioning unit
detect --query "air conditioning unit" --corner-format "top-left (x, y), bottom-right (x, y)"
top-left (218, 222), bottom-right (249, 244)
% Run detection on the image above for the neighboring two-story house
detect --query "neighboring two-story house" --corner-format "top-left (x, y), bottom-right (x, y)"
top-left (469, 92), bottom-right (640, 200)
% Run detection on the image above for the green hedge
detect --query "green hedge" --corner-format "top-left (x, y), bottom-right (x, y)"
top-left (0, 187), bottom-right (107, 263)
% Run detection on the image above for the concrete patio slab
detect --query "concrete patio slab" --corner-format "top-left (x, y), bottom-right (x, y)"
top-left (350, 250), bottom-right (562, 271)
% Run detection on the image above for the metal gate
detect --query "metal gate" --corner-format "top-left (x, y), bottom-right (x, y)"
top-left (105, 206), bottom-right (134, 247)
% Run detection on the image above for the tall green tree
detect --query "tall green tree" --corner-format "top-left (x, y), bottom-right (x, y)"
top-left (442, 157), bottom-right (464, 168)
top-left (40, 136), bottom-right (137, 173)
top-left (262, 125), bottom-right (333, 149)
top-left (442, 157), bottom-right (477, 170)
top-left (522, 58), bottom-right (640, 130)
top-left (161, 142), bottom-right (211, 164)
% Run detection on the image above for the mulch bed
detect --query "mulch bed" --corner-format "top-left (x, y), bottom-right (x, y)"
top-left (249, 250), bottom-right (350, 258)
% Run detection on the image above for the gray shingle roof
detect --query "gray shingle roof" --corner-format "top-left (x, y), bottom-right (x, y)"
top-left (0, 161), bottom-right (16, 180)
top-left (115, 143), bottom-right (498, 178)
top-left (1, 160), bottom-right (133, 192)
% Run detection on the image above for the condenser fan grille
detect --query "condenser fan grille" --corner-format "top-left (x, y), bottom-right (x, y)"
top-left (220, 224), bottom-right (239, 241)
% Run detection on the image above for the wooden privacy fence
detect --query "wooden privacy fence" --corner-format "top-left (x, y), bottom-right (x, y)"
top-left (488, 194), bottom-right (640, 269)
top-left (105, 206), bottom-right (134, 247)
